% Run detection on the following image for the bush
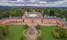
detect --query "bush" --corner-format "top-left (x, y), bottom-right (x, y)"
top-left (37, 36), bottom-right (42, 40)
top-left (20, 36), bottom-right (24, 40)
top-left (53, 31), bottom-right (60, 38)
top-left (24, 25), bottom-right (29, 29)
top-left (2, 25), bottom-right (9, 37)
top-left (53, 26), bottom-right (67, 40)
top-left (0, 25), bottom-right (5, 40)
top-left (36, 24), bottom-right (40, 29)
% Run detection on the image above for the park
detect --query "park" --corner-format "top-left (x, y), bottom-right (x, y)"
top-left (0, 8), bottom-right (67, 40)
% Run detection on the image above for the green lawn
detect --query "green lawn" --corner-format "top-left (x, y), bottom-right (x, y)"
top-left (7, 25), bottom-right (26, 40)
top-left (40, 26), bottom-right (59, 40)
top-left (6, 25), bottom-right (60, 40)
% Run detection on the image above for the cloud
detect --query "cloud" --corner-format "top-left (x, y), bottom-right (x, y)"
top-left (39, 0), bottom-right (63, 2)
top-left (0, 0), bottom-right (67, 7)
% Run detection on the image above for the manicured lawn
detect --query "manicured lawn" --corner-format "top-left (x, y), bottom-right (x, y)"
top-left (40, 26), bottom-right (59, 40)
top-left (7, 25), bottom-right (26, 40)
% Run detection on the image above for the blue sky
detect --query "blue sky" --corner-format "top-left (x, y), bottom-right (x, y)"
top-left (0, 0), bottom-right (67, 7)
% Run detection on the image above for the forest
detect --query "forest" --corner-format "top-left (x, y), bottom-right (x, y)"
top-left (0, 6), bottom-right (67, 20)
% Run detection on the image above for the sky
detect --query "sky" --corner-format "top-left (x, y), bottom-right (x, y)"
top-left (0, 0), bottom-right (67, 7)
top-left (0, 0), bottom-right (63, 2)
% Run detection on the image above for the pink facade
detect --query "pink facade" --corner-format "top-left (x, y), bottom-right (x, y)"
top-left (43, 19), bottom-right (57, 24)
top-left (0, 18), bottom-right (23, 25)
top-left (33, 18), bottom-right (42, 23)
top-left (24, 18), bottom-right (32, 23)
top-left (0, 18), bottom-right (65, 25)
top-left (0, 12), bottom-right (66, 26)
top-left (43, 19), bottom-right (49, 24)
top-left (23, 18), bottom-right (42, 23)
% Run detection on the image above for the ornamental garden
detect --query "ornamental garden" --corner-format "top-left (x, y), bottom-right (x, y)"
top-left (0, 8), bottom-right (67, 40)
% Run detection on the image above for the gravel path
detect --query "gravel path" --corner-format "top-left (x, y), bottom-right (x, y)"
top-left (25, 24), bottom-right (38, 40)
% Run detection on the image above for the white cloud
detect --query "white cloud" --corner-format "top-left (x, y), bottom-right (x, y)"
top-left (0, 0), bottom-right (67, 7)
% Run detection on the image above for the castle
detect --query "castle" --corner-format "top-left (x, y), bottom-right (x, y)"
top-left (0, 12), bottom-right (67, 28)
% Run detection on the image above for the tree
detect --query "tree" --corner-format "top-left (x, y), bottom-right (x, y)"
top-left (0, 25), bottom-right (9, 40)
top-left (24, 25), bottom-right (29, 29)
top-left (0, 25), bottom-right (5, 40)
top-left (53, 26), bottom-right (67, 40)
top-left (2, 25), bottom-right (9, 37)
top-left (36, 24), bottom-right (40, 29)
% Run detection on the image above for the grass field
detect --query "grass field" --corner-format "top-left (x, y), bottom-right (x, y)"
top-left (7, 25), bottom-right (26, 40)
top-left (40, 26), bottom-right (59, 40)
top-left (6, 25), bottom-right (59, 40)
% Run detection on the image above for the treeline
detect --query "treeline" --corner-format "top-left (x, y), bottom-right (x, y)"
top-left (0, 8), bottom-right (67, 20)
